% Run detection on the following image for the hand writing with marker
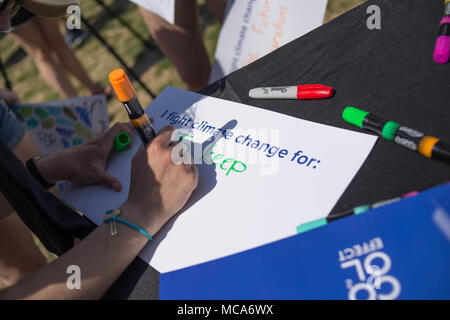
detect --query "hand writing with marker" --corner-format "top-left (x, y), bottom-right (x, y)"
top-left (0, 124), bottom-right (199, 299)
top-left (121, 125), bottom-right (199, 236)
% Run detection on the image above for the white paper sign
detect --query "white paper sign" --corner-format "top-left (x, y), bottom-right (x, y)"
top-left (12, 95), bottom-right (109, 194)
top-left (130, 0), bottom-right (175, 24)
top-left (63, 87), bottom-right (377, 273)
top-left (210, 0), bottom-right (328, 83)
top-left (12, 95), bottom-right (109, 156)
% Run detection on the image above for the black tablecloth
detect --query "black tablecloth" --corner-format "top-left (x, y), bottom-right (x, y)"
top-left (103, 0), bottom-right (450, 299)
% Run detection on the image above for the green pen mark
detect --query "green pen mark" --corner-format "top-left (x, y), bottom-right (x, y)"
top-left (63, 107), bottom-right (77, 121)
top-left (211, 153), bottom-right (225, 165)
top-left (35, 107), bottom-right (48, 120)
top-left (183, 137), bottom-right (248, 177)
top-left (219, 158), bottom-right (247, 176)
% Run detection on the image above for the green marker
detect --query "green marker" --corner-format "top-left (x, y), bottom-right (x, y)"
top-left (114, 132), bottom-right (131, 151)
top-left (296, 207), bottom-right (369, 234)
top-left (343, 106), bottom-right (450, 164)
top-left (342, 107), bottom-right (398, 140)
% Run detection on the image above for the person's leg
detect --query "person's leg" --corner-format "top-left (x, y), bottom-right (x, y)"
top-left (140, 0), bottom-right (211, 91)
top-left (34, 17), bottom-right (111, 96)
top-left (0, 132), bottom-right (47, 287)
top-left (205, 0), bottom-right (228, 23)
top-left (11, 20), bottom-right (78, 98)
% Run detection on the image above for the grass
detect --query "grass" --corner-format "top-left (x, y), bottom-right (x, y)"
top-left (0, 0), bottom-right (367, 289)
top-left (0, 0), bottom-right (366, 123)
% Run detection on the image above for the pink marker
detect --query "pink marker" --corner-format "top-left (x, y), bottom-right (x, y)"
top-left (433, 15), bottom-right (450, 64)
top-left (402, 191), bottom-right (419, 198)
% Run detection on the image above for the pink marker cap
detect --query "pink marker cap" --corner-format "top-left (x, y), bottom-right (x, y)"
top-left (434, 35), bottom-right (450, 64)
top-left (434, 17), bottom-right (450, 64)
top-left (402, 191), bottom-right (419, 198)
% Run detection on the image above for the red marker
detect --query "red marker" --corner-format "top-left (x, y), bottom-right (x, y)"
top-left (248, 84), bottom-right (334, 100)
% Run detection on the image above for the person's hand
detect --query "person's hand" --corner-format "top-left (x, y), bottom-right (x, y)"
top-left (121, 125), bottom-right (199, 236)
top-left (0, 89), bottom-right (20, 106)
top-left (36, 122), bottom-right (135, 191)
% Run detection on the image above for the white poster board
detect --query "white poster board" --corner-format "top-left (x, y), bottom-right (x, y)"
top-left (63, 87), bottom-right (377, 273)
top-left (210, 0), bottom-right (328, 83)
top-left (130, 0), bottom-right (175, 24)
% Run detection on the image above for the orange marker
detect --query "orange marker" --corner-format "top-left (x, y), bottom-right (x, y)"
top-left (109, 69), bottom-right (156, 145)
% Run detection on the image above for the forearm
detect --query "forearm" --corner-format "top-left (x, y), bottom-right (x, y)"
top-left (0, 216), bottom-right (149, 300)
top-left (0, 124), bottom-right (198, 299)
top-left (34, 152), bottom-right (67, 185)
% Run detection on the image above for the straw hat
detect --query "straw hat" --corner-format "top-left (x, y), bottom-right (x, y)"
top-left (21, 0), bottom-right (80, 18)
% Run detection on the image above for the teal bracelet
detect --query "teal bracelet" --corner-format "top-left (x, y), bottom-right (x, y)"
top-left (105, 216), bottom-right (152, 241)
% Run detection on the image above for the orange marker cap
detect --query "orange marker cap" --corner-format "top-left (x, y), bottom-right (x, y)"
top-left (108, 68), bottom-right (136, 102)
top-left (418, 136), bottom-right (440, 158)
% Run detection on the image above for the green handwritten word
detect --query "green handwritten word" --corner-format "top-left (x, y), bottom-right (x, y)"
top-left (203, 143), bottom-right (247, 176)
top-left (178, 135), bottom-right (248, 177)
top-left (218, 157), bottom-right (247, 176)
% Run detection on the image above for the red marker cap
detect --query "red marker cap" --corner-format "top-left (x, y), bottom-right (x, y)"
top-left (297, 84), bottom-right (334, 100)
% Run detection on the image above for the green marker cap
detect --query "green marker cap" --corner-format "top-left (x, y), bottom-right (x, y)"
top-left (114, 132), bottom-right (131, 151)
top-left (342, 106), bottom-right (370, 129)
top-left (296, 218), bottom-right (327, 234)
top-left (353, 204), bottom-right (371, 215)
top-left (381, 121), bottom-right (400, 141)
